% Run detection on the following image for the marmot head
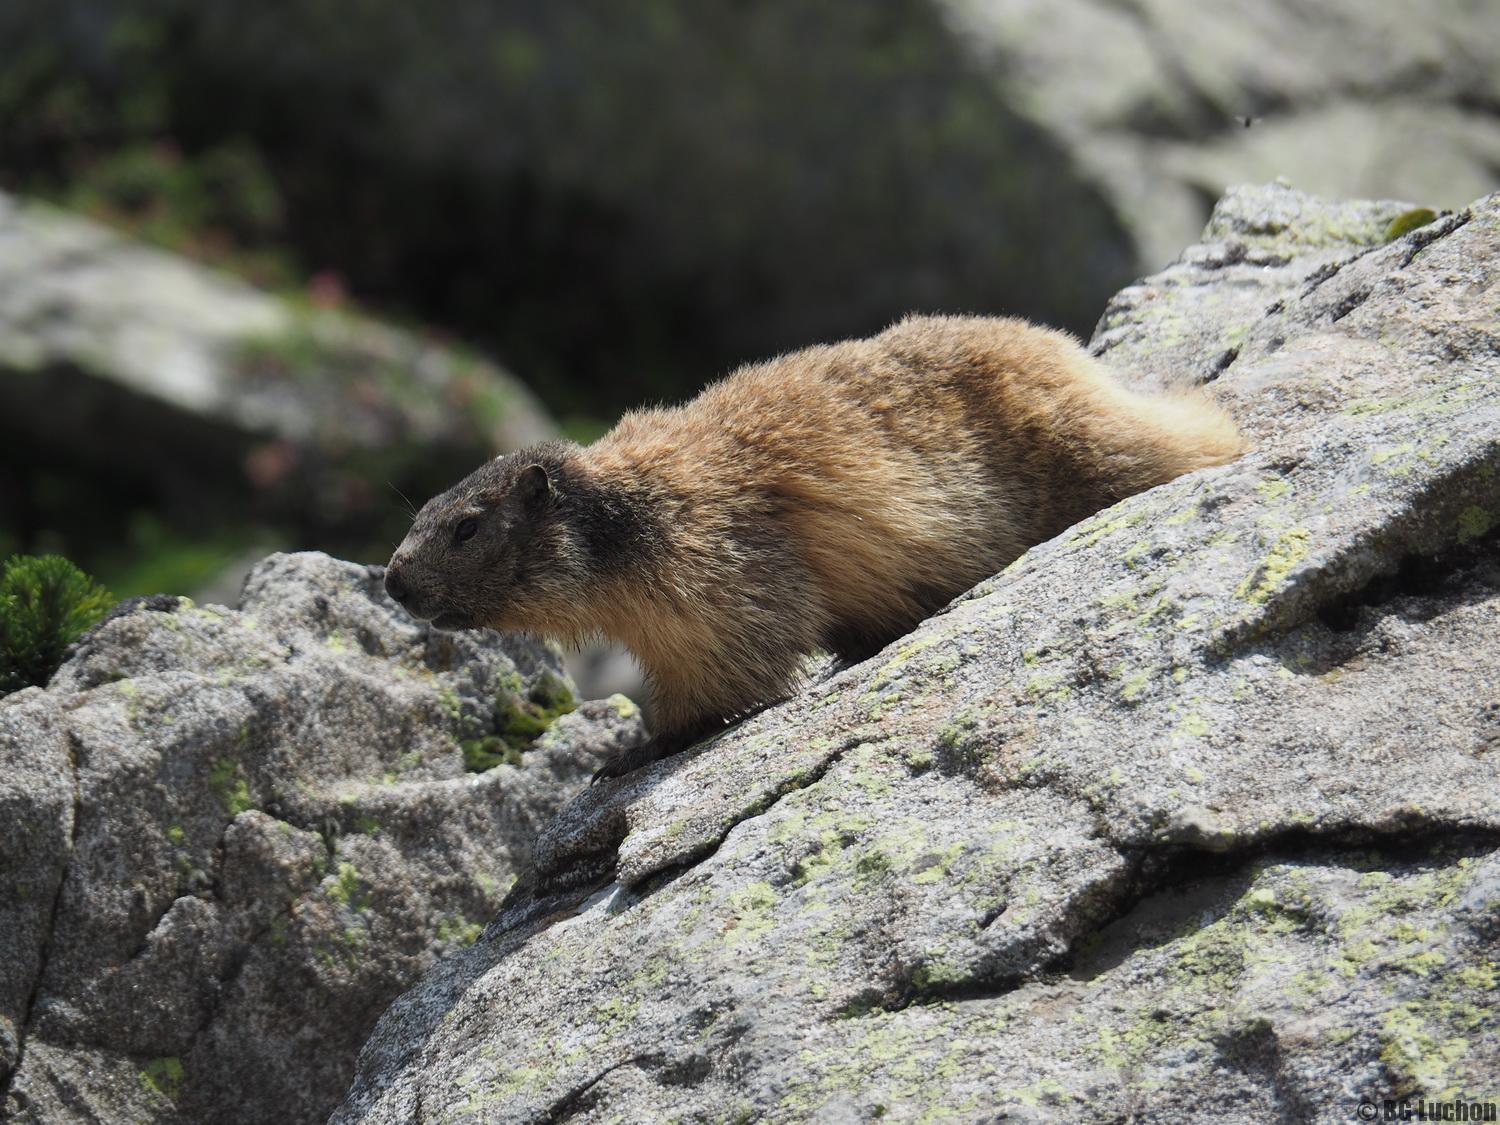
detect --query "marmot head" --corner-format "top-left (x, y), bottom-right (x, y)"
top-left (385, 441), bottom-right (587, 632)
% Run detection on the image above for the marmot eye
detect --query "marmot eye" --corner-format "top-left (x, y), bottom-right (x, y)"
top-left (455, 518), bottom-right (479, 543)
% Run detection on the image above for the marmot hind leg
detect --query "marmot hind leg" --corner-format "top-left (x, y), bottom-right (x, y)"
top-left (823, 622), bottom-right (899, 667)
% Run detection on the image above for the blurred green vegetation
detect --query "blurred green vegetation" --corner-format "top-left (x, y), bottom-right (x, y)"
top-left (94, 515), bottom-right (270, 600)
top-left (0, 9), bottom-right (301, 288)
top-left (0, 0), bottom-right (1130, 420)
top-left (62, 140), bottom-right (297, 289)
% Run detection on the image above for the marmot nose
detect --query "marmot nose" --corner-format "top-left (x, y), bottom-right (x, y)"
top-left (384, 568), bottom-right (410, 604)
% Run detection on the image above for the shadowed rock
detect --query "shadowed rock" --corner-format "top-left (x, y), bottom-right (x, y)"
top-left (0, 192), bottom-right (553, 558)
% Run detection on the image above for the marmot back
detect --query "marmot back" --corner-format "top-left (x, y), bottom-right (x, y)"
top-left (386, 314), bottom-right (1244, 778)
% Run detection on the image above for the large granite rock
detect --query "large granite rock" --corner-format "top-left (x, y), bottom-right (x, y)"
top-left (942, 0), bottom-right (1500, 270)
top-left (333, 184), bottom-right (1500, 1121)
top-left (0, 553), bottom-right (645, 1123)
top-left (0, 192), bottom-right (552, 557)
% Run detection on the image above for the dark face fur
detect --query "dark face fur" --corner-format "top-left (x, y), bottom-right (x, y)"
top-left (385, 443), bottom-right (583, 631)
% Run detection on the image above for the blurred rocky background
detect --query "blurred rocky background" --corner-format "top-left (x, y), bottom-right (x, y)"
top-left (1, 0), bottom-right (1497, 639)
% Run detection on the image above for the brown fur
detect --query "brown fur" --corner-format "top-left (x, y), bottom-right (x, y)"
top-left (386, 314), bottom-right (1243, 776)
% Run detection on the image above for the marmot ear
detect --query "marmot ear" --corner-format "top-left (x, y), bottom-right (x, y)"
top-left (516, 463), bottom-right (551, 507)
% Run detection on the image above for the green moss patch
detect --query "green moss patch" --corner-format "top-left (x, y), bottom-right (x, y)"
top-left (436, 914), bottom-right (483, 946)
top-left (327, 862), bottom-right (370, 912)
top-left (139, 1056), bottom-right (185, 1103)
top-left (462, 670), bottom-right (577, 772)
top-left (1456, 505), bottom-right (1496, 545)
top-left (209, 758), bottom-right (254, 816)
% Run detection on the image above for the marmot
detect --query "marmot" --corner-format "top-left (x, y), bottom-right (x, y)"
top-left (385, 315), bottom-right (1243, 778)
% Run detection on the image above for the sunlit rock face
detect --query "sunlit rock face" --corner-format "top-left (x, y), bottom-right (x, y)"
top-left (335, 185), bottom-right (1500, 1123)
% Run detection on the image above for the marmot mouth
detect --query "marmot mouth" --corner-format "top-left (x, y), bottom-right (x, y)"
top-left (430, 610), bottom-right (476, 631)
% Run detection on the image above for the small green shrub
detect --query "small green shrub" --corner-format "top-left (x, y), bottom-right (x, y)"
top-left (0, 555), bottom-right (115, 696)
top-left (1384, 207), bottom-right (1438, 242)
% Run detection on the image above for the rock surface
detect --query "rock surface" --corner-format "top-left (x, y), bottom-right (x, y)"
top-left (333, 183), bottom-right (1500, 1122)
top-left (942, 0), bottom-right (1500, 271)
top-left (0, 553), bottom-right (645, 1123)
top-left (0, 191), bottom-right (552, 554)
